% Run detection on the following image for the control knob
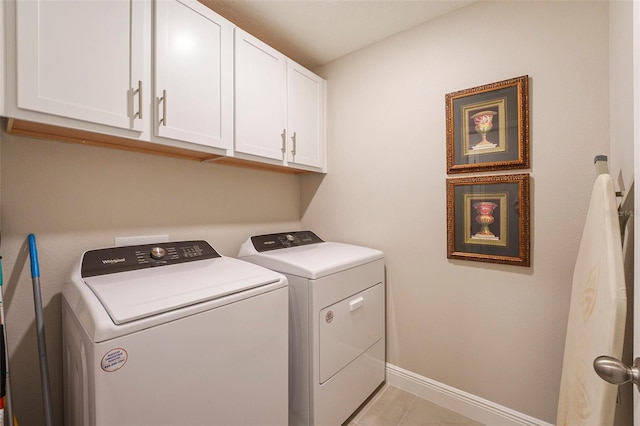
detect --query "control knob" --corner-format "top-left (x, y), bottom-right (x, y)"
top-left (150, 247), bottom-right (166, 260)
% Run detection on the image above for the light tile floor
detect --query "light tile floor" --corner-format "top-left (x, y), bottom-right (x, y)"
top-left (345, 384), bottom-right (485, 426)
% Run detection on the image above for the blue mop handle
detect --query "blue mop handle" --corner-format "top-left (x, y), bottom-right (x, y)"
top-left (28, 234), bottom-right (54, 426)
top-left (28, 234), bottom-right (40, 278)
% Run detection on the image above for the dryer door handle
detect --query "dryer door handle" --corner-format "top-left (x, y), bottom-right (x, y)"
top-left (349, 296), bottom-right (365, 312)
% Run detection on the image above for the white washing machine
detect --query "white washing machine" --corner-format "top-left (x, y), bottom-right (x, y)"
top-left (238, 231), bottom-right (385, 426)
top-left (62, 240), bottom-right (288, 426)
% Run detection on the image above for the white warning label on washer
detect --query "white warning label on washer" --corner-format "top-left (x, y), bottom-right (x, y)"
top-left (101, 348), bottom-right (128, 372)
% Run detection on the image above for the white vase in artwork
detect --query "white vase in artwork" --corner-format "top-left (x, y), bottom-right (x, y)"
top-left (470, 111), bottom-right (497, 150)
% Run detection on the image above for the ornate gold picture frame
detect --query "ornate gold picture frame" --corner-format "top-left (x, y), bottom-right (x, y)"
top-left (446, 76), bottom-right (529, 174)
top-left (447, 174), bottom-right (530, 267)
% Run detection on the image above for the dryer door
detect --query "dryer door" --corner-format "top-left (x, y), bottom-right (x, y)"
top-left (319, 283), bottom-right (384, 383)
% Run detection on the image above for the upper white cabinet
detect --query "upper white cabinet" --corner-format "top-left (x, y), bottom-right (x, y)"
top-left (0, 0), bottom-right (5, 117)
top-left (234, 28), bottom-right (287, 161)
top-left (234, 28), bottom-right (326, 172)
top-left (154, 0), bottom-right (233, 150)
top-left (5, 1), bottom-right (325, 173)
top-left (286, 62), bottom-right (325, 170)
top-left (15, 0), bottom-right (146, 131)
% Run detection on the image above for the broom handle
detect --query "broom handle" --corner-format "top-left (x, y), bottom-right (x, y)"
top-left (28, 235), bottom-right (53, 426)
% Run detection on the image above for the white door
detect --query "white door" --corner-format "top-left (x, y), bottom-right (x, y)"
top-left (234, 28), bottom-right (287, 161)
top-left (16, 0), bottom-right (145, 131)
top-left (633, 1), bottom-right (640, 423)
top-left (154, 0), bottom-right (233, 149)
top-left (287, 62), bottom-right (325, 169)
top-left (587, 5), bottom-right (639, 424)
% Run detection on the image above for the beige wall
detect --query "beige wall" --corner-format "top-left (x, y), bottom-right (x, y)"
top-left (302, 1), bottom-right (612, 423)
top-left (0, 131), bottom-right (302, 425)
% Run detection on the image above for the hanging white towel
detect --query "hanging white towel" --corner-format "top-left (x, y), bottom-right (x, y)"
top-left (556, 174), bottom-right (627, 425)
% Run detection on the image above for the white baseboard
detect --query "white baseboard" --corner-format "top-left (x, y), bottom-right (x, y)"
top-left (385, 363), bottom-right (554, 426)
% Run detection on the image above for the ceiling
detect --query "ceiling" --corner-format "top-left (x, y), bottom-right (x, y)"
top-left (199, 0), bottom-right (476, 70)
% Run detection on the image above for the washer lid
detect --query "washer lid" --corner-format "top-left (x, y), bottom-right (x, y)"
top-left (239, 241), bottom-right (383, 279)
top-left (84, 257), bottom-right (281, 325)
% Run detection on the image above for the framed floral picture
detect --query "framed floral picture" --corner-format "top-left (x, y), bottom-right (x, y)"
top-left (447, 173), bottom-right (530, 267)
top-left (446, 76), bottom-right (529, 174)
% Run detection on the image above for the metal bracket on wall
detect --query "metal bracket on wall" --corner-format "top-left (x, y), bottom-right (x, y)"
top-left (593, 154), bottom-right (634, 243)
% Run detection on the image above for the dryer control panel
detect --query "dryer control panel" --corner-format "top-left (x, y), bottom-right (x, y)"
top-left (81, 240), bottom-right (221, 277)
top-left (251, 231), bottom-right (324, 252)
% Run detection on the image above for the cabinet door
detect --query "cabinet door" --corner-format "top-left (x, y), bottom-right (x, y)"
top-left (154, 0), bottom-right (232, 150)
top-left (0, 0), bottom-right (5, 117)
top-left (287, 62), bottom-right (325, 169)
top-left (16, 0), bottom-right (145, 131)
top-left (234, 28), bottom-right (287, 160)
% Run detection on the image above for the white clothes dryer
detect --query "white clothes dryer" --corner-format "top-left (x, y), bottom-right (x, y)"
top-left (238, 231), bottom-right (385, 426)
top-left (62, 240), bottom-right (288, 426)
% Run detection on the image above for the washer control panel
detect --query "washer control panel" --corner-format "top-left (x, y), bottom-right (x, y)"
top-left (81, 240), bottom-right (221, 277)
top-left (250, 231), bottom-right (324, 252)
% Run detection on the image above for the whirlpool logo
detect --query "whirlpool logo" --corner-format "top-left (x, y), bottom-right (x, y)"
top-left (102, 258), bottom-right (126, 265)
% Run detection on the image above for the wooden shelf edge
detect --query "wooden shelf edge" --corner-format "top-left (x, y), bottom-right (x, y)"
top-left (213, 156), bottom-right (307, 174)
top-left (6, 118), bottom-right (213, 162)
top-left (4, 118), bottom-right (312, 174)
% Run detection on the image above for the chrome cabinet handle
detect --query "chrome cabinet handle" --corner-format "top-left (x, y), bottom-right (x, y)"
top-left (133, 80), bottom-right (143, 120)
top-left (281, 129), bottom-right (286, 155)
top-left (594, 356), bottom-right (640, 387)
top-left (291, 132), bottom-right (297, 156)
top-left (160, 90), bottom-right (167, 126)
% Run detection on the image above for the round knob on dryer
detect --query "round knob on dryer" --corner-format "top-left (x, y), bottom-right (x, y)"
top-left (150, 247), bottom-right (166, 260)
top-left (286, 234), bottom-right (295, 242)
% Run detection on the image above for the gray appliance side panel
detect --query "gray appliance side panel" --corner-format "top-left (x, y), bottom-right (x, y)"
top-left (62, 296), bottom-right (98, 426)
top-left (287, 274), bottom-right (312, 426)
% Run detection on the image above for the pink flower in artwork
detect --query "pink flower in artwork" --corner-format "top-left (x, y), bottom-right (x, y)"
top-left (473, 113), bottom-right (494, 126)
